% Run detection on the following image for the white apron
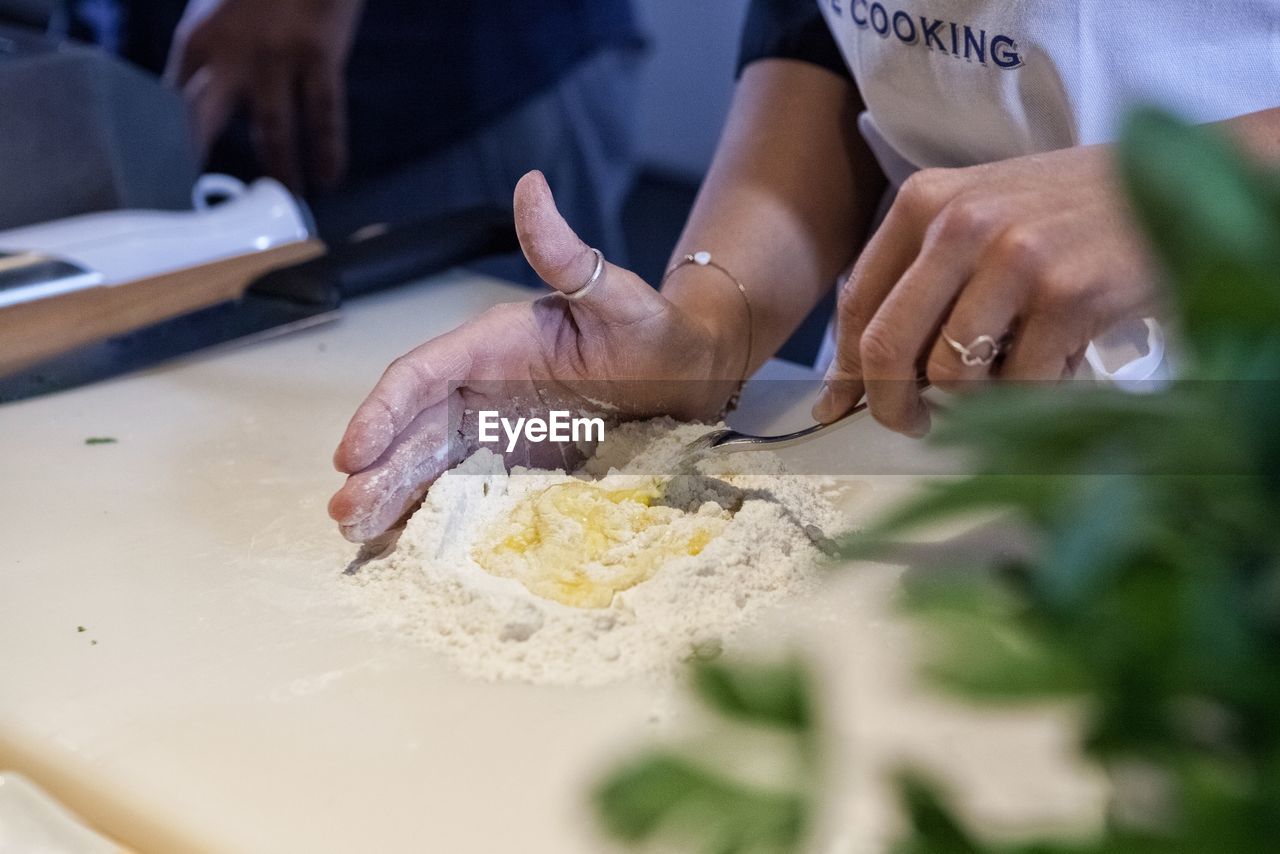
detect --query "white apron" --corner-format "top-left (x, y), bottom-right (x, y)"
top-left (811, 0), bottom-right (1280, 383)
top-left (820, 0), bottom-right (1279, 182)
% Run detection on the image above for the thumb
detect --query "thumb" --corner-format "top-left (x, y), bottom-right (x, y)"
top-left (514, 170), bottom-right (662, 325)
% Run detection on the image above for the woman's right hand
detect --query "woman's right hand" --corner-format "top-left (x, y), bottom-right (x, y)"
top-left (328, 171), bottom-right (742, 543)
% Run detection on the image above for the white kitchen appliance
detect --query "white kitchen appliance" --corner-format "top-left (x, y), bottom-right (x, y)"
top-left (0, 175), bottom-right (313, 309)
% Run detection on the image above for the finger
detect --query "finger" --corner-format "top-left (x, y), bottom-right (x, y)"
top-left (333, 323), bottom-right (479, 474)
top-left (812, 286), bottom-right (864, 424)
top-left (858, 209), bottom-right (998, 435)
top-left (250, 72), bottom-right (302, 190)
top-left (329, 399), bottom-right (462, 542)
top-left (513, 170), bottom-right (665, 327)
top-left (163, 30), bottom-right (202, 88)
top-left (182, 66), bottom-right (241, 157)
top-left (301, 64), bottom-right (348, 190)
top-left (998, 312), bottom-right (1085, 382)
top-left (925, 266), bottom-right (1024, 395)
top-left (813, 200), bottom-right (930, 423)
top-left (1063, 346), bottom-right (1087, 379)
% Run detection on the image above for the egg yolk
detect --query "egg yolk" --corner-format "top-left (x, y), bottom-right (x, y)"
top-left (472, 479), bottom-right (728, 608)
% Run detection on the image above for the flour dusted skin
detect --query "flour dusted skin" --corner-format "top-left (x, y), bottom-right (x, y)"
top-left (346, 418), bottom-right (845, 685)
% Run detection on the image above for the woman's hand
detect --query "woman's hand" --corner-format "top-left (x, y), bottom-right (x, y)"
top-left (328, 171), bottom-right (741, 543)
top-left (814, 144), bottom-right (1160, 435)
top-left (164, 0), bottom-right (365, 190)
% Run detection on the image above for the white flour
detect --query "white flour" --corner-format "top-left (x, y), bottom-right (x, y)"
top-left (345, 418), bottom-right (845, 685)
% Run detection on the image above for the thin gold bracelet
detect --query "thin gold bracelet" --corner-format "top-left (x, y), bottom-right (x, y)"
top-left (660, 251), bottom-right (754, 415)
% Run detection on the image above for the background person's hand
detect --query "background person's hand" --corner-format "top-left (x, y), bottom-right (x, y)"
top-left (813, 144), bottom-right (1161, 436)
top-left (165, 0), bottom-right (365, 190)
top-left (328, 171), bottom-right (743, 543)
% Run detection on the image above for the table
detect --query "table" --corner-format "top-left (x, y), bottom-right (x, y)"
top-left (0, 272), bottom-right (1104, 852)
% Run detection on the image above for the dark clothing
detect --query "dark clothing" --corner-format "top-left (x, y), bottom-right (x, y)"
top-left (345, 2), bottom-right (642, 178)
top-left (737, 0), bottom-right (850, 81)
top-left (67, 0), bottom-right (643, 182)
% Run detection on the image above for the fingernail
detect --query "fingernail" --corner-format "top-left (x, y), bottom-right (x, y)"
top-left (906, 402), bottom-right (932, 438)
top-left (812, 382), bottom-right (844, 423)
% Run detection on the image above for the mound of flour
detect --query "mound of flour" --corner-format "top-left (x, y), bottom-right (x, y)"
top-left (345, 418), bottom-right (844, 685)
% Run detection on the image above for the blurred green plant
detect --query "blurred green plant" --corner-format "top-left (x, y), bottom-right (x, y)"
top-left (876, 109), bottom-right (1280, 853)
top-left (594, 657), bottom-right (818, 853)
top-left (593, 109), bottom-right (1280, 853)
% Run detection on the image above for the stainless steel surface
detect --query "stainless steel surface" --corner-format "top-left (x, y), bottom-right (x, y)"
top-left (0, 251), bottom-right (100, 308)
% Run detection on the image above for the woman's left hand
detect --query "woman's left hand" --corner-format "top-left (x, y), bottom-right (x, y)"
top-left (165, 0), bottom-right (365, 191)
top-left (813, 144), bottom-right (1161, 436)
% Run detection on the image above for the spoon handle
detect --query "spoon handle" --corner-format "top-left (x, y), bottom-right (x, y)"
top-left (712, 399), bottom-right (871, 451)
top-left (712, 378), bottom-right (933, 453)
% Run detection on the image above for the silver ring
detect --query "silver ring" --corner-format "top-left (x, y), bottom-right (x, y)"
top-left (941, 330), bottom-right (1003, 367)
top-left (561, 247), bottom-right (604, 301)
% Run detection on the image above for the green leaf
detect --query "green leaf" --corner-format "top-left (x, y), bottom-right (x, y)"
top-left (691, 659), bottom-right (814, 732)
top-left (844, 476), bottom-right (1064, 555)
top-left (84, 437), bottom-right (117, 445)
top-left (903, 576), bottom-right (1091, 700)
top-left (929, 386), bottom-right (1236, 477)
top-left (594, 752), bottom-right (808, 853)
top-left (1034, 475), bottom-right (1148, 610)
top-left (1118, 108), bottom-right (1280, 369)
top-left (893, 772), bottom-right (982, 854)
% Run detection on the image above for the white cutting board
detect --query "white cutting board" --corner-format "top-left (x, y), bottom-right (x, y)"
top-left (0, 273), bottom-right (1103, 852)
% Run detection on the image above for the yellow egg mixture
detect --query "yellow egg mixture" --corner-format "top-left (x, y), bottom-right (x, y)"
top-left (472, 479), bottom-right (731, 608)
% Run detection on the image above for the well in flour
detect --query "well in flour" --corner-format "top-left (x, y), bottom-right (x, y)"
top-left (344, 418), bottom-right (844, 685)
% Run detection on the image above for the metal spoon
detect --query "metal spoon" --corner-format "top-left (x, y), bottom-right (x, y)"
top-left (678, 401), bottom-right (869, 462)
top-left (679, 378), bottom-right (932, 464)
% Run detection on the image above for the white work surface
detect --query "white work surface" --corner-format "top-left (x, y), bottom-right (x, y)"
top-left (0, 273), bottom-right (1104, 852)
